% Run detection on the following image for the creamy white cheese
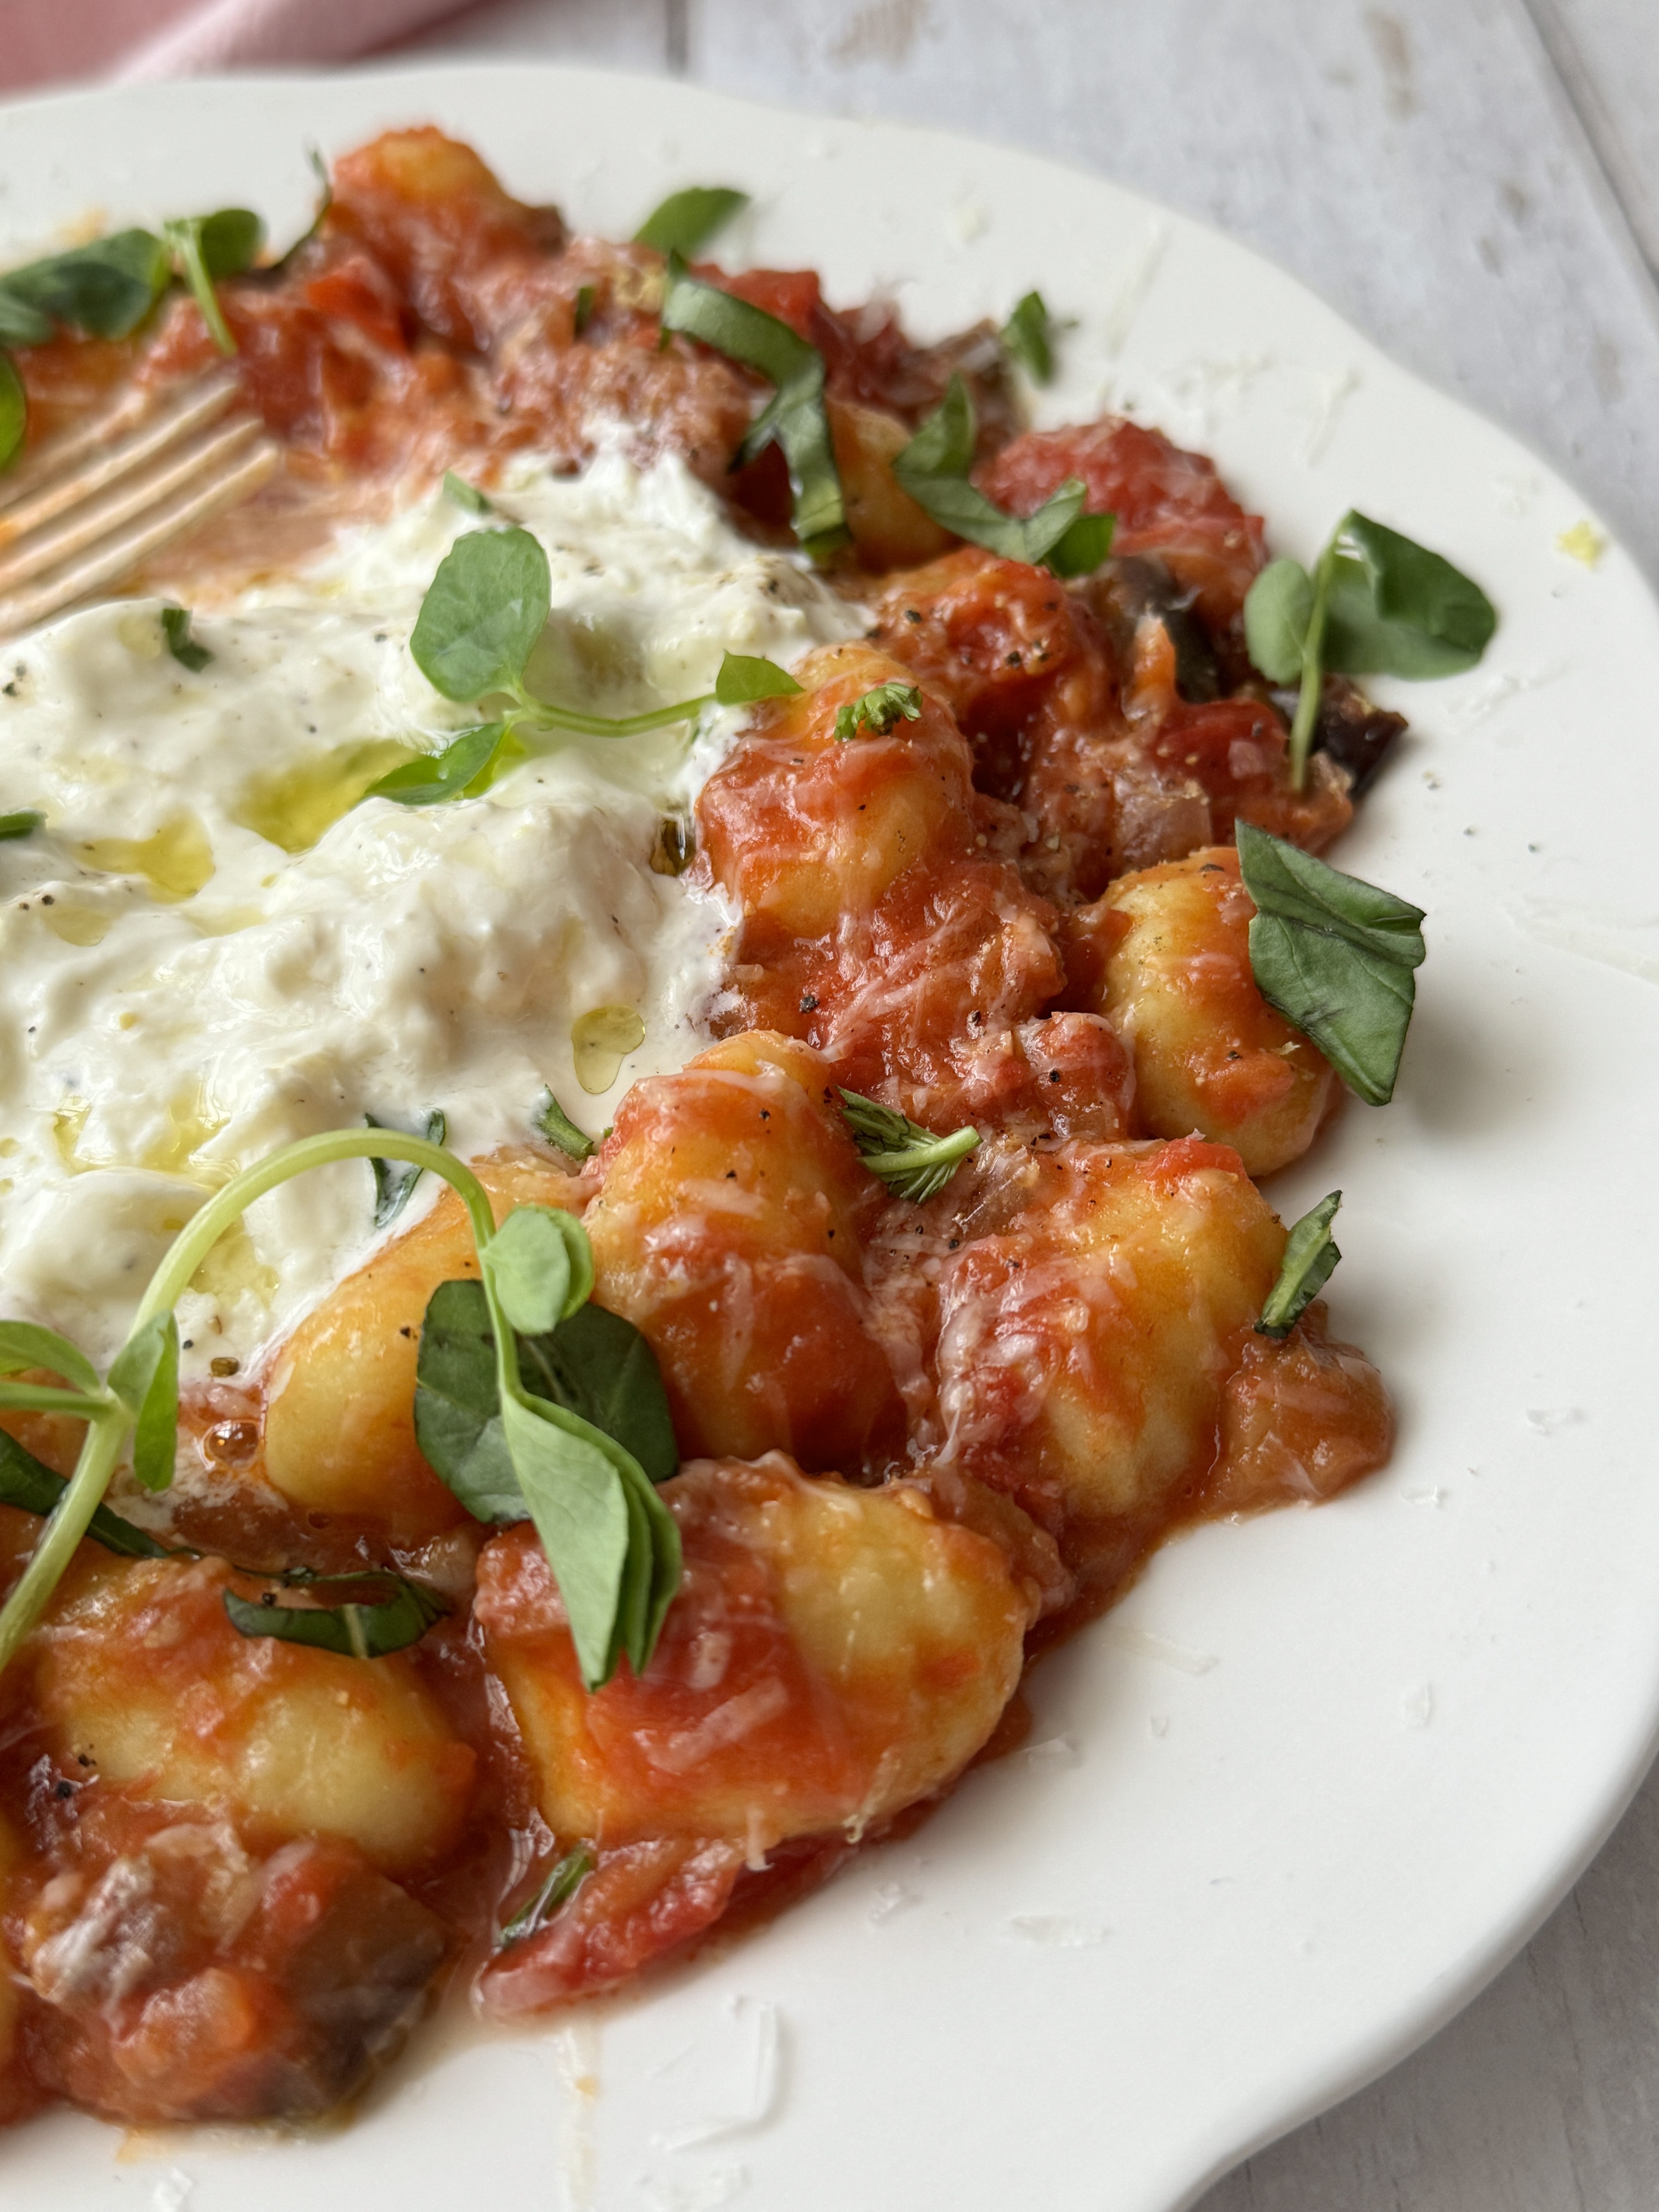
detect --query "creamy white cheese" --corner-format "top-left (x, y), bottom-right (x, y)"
top-left (0, 451), bottom-right (862, 1378)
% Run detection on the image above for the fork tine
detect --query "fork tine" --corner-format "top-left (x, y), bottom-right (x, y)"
top-left (0, 415), bottom-right (270, 596)
top-left (0, 372), bottom-right (243, 549)
top-left (0, 436), bottom-right (280, 639)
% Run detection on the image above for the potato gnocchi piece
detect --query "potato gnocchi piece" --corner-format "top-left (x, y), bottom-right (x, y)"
top-left (16, 1810), bottom-right (445, 2125)
top-left (585, 1033), bottom-right (905, 1470)
top-left (695, 645), bottom-right (1126, 1136)
top-left (260, 1146), bottom-right (584, 1535)
top-left (1067, 845), bottom-right (1340, 1176)
top-left (925, 1136), bottom-right (1290, 1570)
top-left (474, 1453), bottom-right (1041, 2008)
top-left (31, 1554), bottom-right (474, 1875)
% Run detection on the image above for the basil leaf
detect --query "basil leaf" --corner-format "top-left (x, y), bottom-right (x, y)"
top-left (893, 376), bottom-right (1092, 571)
top-left (1243, 557), bottom-right (1315, 685)
top-left (634, 187), bottom-right (749, 258)
top-left (1001, 289), bottom-right (1055, 382)
top-left (714, 651), bottom-right (802, 705)
top-left (518, 1301), bottom-right (678, 1486)
top-left (412, 1279), bottom-right (525, 1521)
top-left (411, 527), bottom-right (551, 702)
top-left (0, 1425), bottom-right (170, 1558)
top-left (500, 1389), bottom-right (633, 1689)
top-left (0, 352), bottom-right (24, 473)
top-left (443, 471), bottom-right (493, 515)
top-left (835, 680), bottom-right (921, 742)
top-left (483, 1203), bottom-right (594, 1336)
top-left (223, 1571), bottom-right (444, 1660)
top-left (4, 230), bottom-right (170, 340)
top-left (0, 291), bottom-right (53, 348)
top-left (0, 1318), bottom-right (101, 1394)
top-left (1237, 821), bottom-right (1426, 1107)
top-left (1324, 511), bottom-right (1496, 678)
top-left (1044, 509), bottom-right (1116, 579)
top-left (534, 1087), bottom-right (595, 1161)
top-left (500, 1844), bottom-right (593, 1945)
top-left (1257, 1192), bottom-right (1342, 1340)
top-left (837, 1089), bottom-right (980, 1203)
top-left (365, 722), bottom-right (510, 807)
top-left (0, 812), bottom-right (41, 841)
top-left (161, 605), bottom-right (211, 672)
top-left (366, 1107), bottom-right (446, 1229)
top-left (660, 254), bottom-right (848, 560)
top-left (107, 1310), bottom-right (179, 1492)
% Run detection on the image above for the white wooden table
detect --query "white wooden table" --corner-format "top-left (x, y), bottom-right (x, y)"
top-left (408, 3), bottom-right (1659, 2202)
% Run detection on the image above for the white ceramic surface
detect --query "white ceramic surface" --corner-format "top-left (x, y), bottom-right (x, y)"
top-left (0, 64), bottom-right (1654, 2212)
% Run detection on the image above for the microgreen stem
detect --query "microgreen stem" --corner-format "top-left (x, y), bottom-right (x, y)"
top-left (1289, 538), bottom-right (1336, 794)
top-left (0, 1129), bottom-right (498, 1680)
top-left (167, 220), bottom-right (234, 356)
top-left (504, 681), bottom-right (714, 743)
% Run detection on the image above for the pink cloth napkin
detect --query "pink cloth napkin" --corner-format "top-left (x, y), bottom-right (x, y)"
top-left (3, 0), bottom-right (470, 94)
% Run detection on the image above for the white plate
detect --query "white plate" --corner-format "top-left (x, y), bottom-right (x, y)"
top-left (2, 62), bottom-right (1656, 2212)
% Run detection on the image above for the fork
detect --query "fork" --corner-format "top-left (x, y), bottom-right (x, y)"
top-left (0, 369), bottom-right (279, 640)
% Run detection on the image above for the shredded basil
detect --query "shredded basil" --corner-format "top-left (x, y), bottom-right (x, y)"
top-left (893, 376), bottom-right (1113, 577)
top-left (366, 1108), bottom-right (447, 1229)
top-left (161, 605), bottom-right (211, 672)
top-left (1257, 1192), bottom-right (1342, 1338)
top-left (835, 680), bottom-right (921, 742)
top-left (500, 1844), bottom-right (594, 1945)
top-left (660, 252), bottom-right (848, 560)
top-left (1001, 289), bottom-right (1055, 383)
top-left (0, 1426), bottom-right (170, 1558)
top-left (573, 284), bottom-right (595, 336)
top-left (1237, 822), bottom-right (1426, 1107)
top-left (837, 1090), bottom-right (980, 1202)
top-left (634, 187), bottom-right (749, 258)
top-left (223, 1568), bottom-right (445, 1660)
top-left (443, 471), bottom-right (493, 515)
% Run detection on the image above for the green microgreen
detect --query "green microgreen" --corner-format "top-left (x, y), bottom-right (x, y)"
top-left (368, 529), bottom-right (802, 809)
top-left (414, 1273), bottom-right (679, 1688)
top-left (1237, 822), bottom-right (1426, 1107)
top-left (634, 187), bottom-right (749, 258)
top-left (660, 252), bottom-right (849, 560)
top-left (1257, 1192), bottom-right (1343, 1339)
top-left (223, 1568), bottom-right (446, 1660)
top-left (0, 812), bottom-right (41, 840)
top-left (0, 352), bottom-right (24, 473)
top-left (1243, 510), bottom-right (1496, 788)
top-left (162, 210), bottom-right (264, 355)
top-left (500, 1844), bottom-right (594, 1945)
top-left (573, 284), bottom-right (596, 336)
top-left (161, 605), bottom-right (211, 672)
top-left (835, 680), bottom-right (922, 742)
top-left (366, 1108), bottom-right (447, 1229)
top-left (0, 1125), bottom-right (683, 1694)
top-left (893, 375), bottom-right (1114, 578)
top-left (836, 1089), bottom-right (980, 1203)
top-left (534, 1087), bottom-right (596, 1161)
top-left (1001, 289), bottom-right (1055, 383)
